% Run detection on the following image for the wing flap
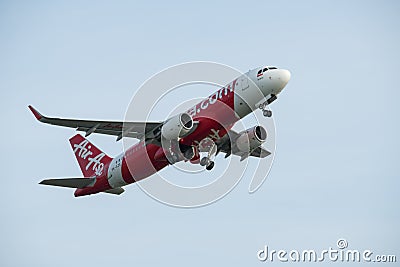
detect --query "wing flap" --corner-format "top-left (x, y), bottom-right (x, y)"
top-left (76, 127), bottom-right (144, 139)
top-left (250, 146), bottom-right (271, 158)
top-left (103, 188), bottom-right (125, 195)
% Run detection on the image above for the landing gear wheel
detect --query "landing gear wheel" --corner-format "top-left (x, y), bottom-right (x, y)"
top-left (183, 148), bottom-right (194, 160)
top-left (206, 161), bottom-right (215, 171)
top-left (263, 110), bottom-right (272, 117)
top-left (200, 157), bottom-right (209, 166)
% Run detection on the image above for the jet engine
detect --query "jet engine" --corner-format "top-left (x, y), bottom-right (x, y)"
top-left (235, 126), bottom-right (267, 153)
top-left (161, 113), bottom-right (193, 140)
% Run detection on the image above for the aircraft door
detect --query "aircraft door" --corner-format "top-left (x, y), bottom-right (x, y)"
top-left (240, 75), bottom-right (249, 91)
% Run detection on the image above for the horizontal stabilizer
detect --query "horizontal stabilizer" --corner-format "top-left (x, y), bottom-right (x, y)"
top-left (103, 188), bottom-right (125, 195)
top-left (39, 178), bottom-right (96, 189)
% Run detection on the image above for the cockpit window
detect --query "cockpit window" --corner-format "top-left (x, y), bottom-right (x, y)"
top-left (263, 68), bottom-right (268, 72)
top-left (269, 67), bottom-right (277, 70)
top-left (257, 70), bottom-right (262, 75)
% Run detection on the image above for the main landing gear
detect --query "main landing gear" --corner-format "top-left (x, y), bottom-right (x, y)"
top-left (198, 138), bottom-right (217, 171)
top-left (259, 94), bottom-right (277, 117)
top-left (200, 157), bottom-right (215, 170)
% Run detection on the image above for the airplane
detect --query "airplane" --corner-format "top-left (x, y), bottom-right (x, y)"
top-left (29, 66), bottom-right (290, 197)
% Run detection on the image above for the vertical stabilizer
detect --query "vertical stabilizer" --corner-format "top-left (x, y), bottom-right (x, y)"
top-left (69, 134), bottom-right (112, 177)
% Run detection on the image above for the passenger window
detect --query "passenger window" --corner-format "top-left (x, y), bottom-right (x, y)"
top-left (269, 67), bottom-right (277, 70)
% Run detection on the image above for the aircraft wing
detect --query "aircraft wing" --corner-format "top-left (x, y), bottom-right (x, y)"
top-left (216, 129), bottom-right (271, 160)
top-left (28, 106), bottom-right (162, 141)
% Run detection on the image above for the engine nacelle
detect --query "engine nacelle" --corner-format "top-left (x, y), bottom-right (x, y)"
top-left (161, 113), bottom-right (193, 140)
top-left (236, 126), bottom-right (267, 153)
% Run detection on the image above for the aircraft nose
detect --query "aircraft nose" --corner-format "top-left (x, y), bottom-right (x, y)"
top-left (279, 69), bottom-right (291, 86)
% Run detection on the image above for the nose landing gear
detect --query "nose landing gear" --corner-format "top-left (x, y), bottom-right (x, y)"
top-left (259, 103), bottom-right (272, 117)
top-left (259, 94), bottom-right (277, 117)
top-left (262, 109), bottom-right (272, 117)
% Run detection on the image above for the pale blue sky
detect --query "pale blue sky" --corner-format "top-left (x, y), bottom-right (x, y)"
top-left (1, 1), bottom-right (399, 266)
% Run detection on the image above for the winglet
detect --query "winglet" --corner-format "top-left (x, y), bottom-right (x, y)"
top-left (28, 105), bottom-right (44, 121)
